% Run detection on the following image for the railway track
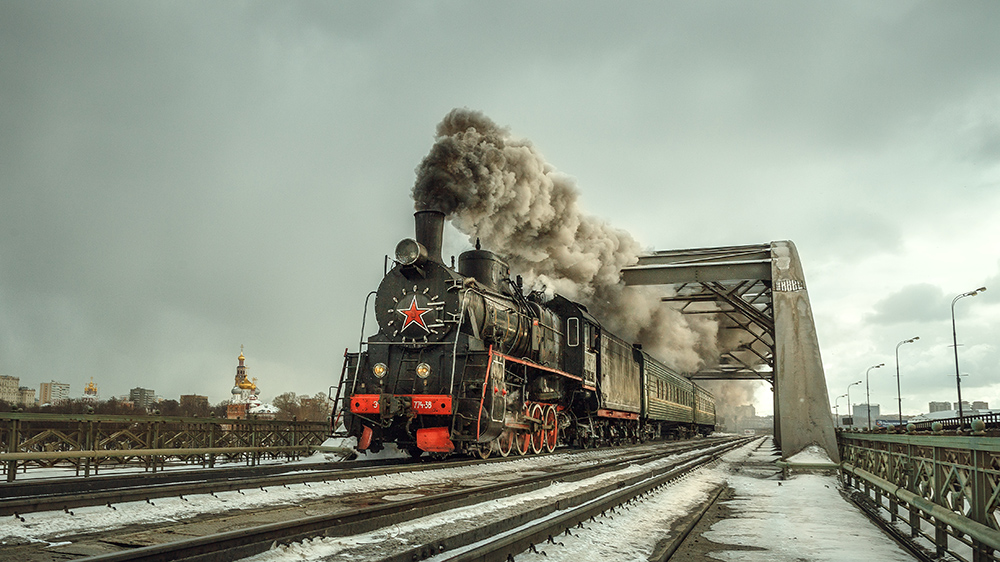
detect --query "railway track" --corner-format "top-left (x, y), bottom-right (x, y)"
top-left (30, 436), bottom-right (751, 562)
top-left (427, 438), bottom-right (751, 562)
top-left (1, 440), bottom-right (752, 562)
top-left (645, 442), bottom-right (770, 562)
top-left (0, 456), bottom-right (418, 517)
top-left (1, 437), bottom-right (735, 518)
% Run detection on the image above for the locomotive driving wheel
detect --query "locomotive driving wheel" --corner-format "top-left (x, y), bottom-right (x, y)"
top-left (477, 444), bottom-right (492, 459)
top-left (529, 403), bottom-right (544, 454)
top-left (543, 405), bottom-right (558, 453)
top-left (497, 428), bottom-right (514, 457)
top-left (514, 429), bottom-right (530, 456)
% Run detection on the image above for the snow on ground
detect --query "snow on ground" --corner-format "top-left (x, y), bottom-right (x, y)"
top-left (0, 445), bottom-right (652, 546)
top-left (1, 438), bottom-right (920, 561)
top-left (785, 444), bottom-right (833, 464)
top-left (702, 441), bottom-right (915, 561)
top-left (501, 438), bottom-right (916, 562)
top-left (245, 448), bottom-right (721, 562)
top-left (487, 463), bottom-right (725, 562)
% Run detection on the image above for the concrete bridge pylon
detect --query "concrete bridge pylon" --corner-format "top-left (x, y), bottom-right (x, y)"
top-left (621, 240), bottom-right (839, 462)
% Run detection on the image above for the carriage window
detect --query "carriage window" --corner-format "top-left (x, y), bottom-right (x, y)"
top-left (567, 317), bottom-right (579, 347)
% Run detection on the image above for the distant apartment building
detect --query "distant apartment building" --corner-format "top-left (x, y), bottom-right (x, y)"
top-left (973, 401), bottom-right (990, 410)
top-left (18, 386), bottom-right (36, 406)
top-left (39, 381), bottom-right (71, 405)
top-left (853, 404), bottom-right (880, 419)
top-left (179, 394), bottom-right (209, 414)
top-left (0, 375), bottom-right (19, 403)
top-left (129, 387), bottom-right (156, 410)
top-left (928, 401), bottom-right (952, 413)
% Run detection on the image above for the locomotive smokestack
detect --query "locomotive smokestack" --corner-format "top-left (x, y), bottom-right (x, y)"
top-left (414, 210), bottom-right (445, 263)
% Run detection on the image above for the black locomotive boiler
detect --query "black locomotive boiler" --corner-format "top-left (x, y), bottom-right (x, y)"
top-left (337, 210), bottom-right (715, 457)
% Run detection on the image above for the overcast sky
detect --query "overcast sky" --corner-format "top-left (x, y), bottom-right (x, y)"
top-left (2, 2), bottom-right (998, 417)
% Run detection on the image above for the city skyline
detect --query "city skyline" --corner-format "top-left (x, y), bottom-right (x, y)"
top-left (0, 349), bottom-right (306, 405)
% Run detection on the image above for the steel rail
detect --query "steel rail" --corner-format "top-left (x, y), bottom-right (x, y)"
top-left (2, 447), bottom-right (568, 517)
top-left (3, 437), bottom-right (732, 517)
top-left (74, 437), bottom-right (748, 562)
top-left (651, 484), bottom-right (727, 561)
top-left (0, 456), bottom-right (413, 517)
top-left (650, 437), bottom-right (771, 561)
top-left (0, 457), bottom-right (360, 500)
top-left (0, 445), bottom-right (344, 462)
top-left (432, 438), bottom-right (750, 562)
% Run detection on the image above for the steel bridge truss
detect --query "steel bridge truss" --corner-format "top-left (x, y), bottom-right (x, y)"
top-left (621, 241), bottom-right (838, 461)
top-left (648, 244), bottom-right (776, 382)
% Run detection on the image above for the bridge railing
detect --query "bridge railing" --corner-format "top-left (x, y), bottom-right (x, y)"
top-left (907, 412), bottom-right (1000, 432)
top-left (839, 431), bottom-right (1000, 561)
top-left (0, 412), bottom-right (331, 482)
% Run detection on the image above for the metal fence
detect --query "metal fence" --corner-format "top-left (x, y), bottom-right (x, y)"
top-left (0, 412), bottom-right (330, 482)
top-left (840, 431), bottom-right (1000, 562)
top-left (908, 412), bottom-right (1000, 432)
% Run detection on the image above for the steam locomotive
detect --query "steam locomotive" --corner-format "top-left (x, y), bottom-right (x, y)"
top-left (337, 210), bottom-right (715, 457)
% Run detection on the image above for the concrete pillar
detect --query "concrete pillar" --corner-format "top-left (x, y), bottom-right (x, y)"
top-left (772, 241), bottom-right (839, 462)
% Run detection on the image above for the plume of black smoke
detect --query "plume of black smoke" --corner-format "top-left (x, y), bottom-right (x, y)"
top-left (412, 109), bottom-right (718, 371)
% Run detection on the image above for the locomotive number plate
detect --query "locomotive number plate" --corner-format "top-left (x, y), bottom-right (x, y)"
top-left (350, 394), bottom-right (452, 415)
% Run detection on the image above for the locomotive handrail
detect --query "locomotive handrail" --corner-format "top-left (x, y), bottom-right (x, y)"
top-left (328, 350), bottom-right (353, 435)
top-left (449, 289), bottom-right (471, 395)
top-left (363, 341), bottom-right (456, 345)
top-left (348, 291), bottom-right (378, 398)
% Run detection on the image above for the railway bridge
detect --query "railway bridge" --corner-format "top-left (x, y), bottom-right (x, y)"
top-left (622, 240), bottom-right (838, 462)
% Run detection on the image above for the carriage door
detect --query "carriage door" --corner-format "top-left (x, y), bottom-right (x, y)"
top-left (583, 322), bottom-right (597, 388)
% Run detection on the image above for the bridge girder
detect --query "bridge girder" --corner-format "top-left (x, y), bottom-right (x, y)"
top-left (621, 241), bottom-right (838, 462)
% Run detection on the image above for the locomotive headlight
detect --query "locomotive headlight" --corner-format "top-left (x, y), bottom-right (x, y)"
top-left (416, 362), bottom-right (431, 378)
top-left (395, 238), bottom-right (428, 266)
top-left (372, 363), bottom-right (387, 378)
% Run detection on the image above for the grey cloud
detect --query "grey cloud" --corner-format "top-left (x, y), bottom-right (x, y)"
top-left (980, 265), bottom-right (1000, 303)
top-left (2, 2), bottom-right (998, 409)
top-left (869, 284), bottom-right (949, 325)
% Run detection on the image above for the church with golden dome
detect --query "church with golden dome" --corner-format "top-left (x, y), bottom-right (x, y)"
top-left (82, 377), bottom-right (99, 403)
top-left (226, 346), bottom-right (262, 419)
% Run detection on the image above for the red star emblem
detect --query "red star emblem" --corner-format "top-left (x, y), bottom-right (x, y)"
top-left (398, 296), bottom-right (431, 333)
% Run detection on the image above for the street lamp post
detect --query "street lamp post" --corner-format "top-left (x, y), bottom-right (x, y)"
top-left (952, 286), bottom-right (987, 429)
top-left (834, 393), bottom-right (848, 428)
top-left (866, 363), bottom-right (885, 430)
top-left (895, 337), bottom-right (919, 428)
top-left (847, 380), bottom-right (862, 428)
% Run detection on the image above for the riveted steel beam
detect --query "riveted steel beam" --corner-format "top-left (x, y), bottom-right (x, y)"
top-left (621, 241), bottom-right (838, 462)
top-left (622, 259), bottom-right (771, 285)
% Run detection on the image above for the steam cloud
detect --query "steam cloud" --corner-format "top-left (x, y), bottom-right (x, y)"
top-left (413, 108), bottom-right (717, 372)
